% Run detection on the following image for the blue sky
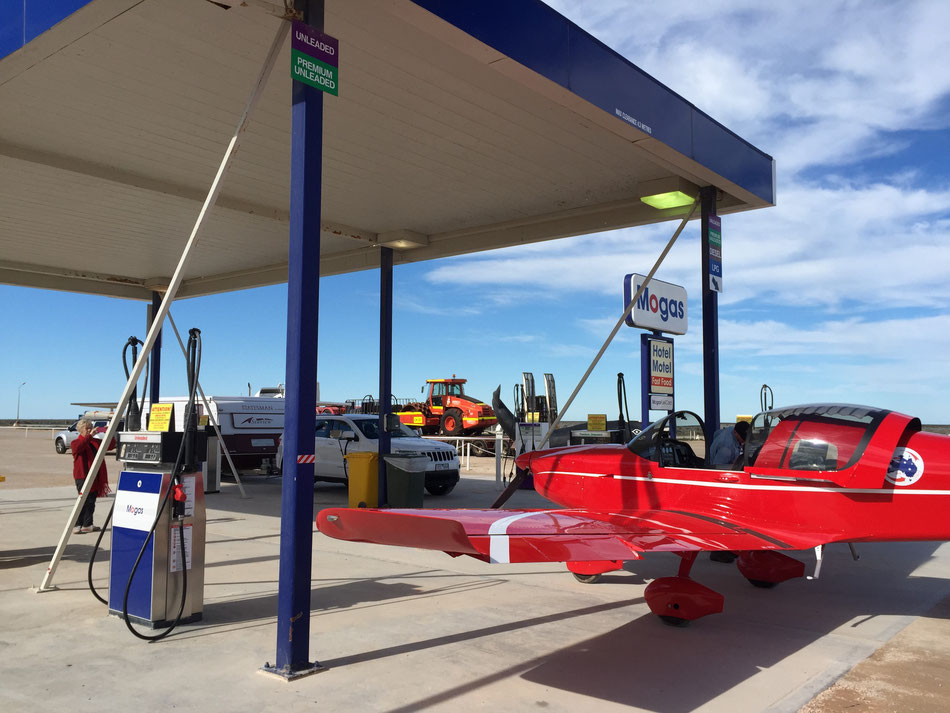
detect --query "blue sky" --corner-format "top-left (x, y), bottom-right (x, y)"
top-left (2, 1), bottom-right (949, 424)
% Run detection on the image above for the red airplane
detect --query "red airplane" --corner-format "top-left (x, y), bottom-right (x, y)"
top-left (316, 403), bottom-right (949, 625)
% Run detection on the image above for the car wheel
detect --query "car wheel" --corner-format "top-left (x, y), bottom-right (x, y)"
top-left (425, 483), bottom-right (455, 496)
top-left (55, 438), bottom-right (68, 454)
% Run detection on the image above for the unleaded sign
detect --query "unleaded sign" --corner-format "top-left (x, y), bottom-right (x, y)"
top-left (291, 21), bottom-right (339, 96)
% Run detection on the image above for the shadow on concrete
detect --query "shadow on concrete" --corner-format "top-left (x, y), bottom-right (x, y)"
top-left (293, 542), bottom-right (950, 713)
top-left (0, 543), bottom-right (99, 570)
top-left (172, 571), bottom-right (510, 641)
top-left (320, 597), bottom-right (643, 670)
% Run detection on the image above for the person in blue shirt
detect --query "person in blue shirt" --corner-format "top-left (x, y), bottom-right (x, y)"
top-left (709, 421), bottom-right (750, 468)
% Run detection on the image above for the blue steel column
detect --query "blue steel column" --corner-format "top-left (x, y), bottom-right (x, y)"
top-left (378, 246), bottom-right (393, 506)
top-left (275, 0), bottom-right (323, 675)
top-left (700, 186), bottom-right (720, 438)
top-left (149, 292), bottom-right (162, 407)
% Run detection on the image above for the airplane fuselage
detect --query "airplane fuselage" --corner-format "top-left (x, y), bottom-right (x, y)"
top-left (522, 415), bottom-right (950, 548)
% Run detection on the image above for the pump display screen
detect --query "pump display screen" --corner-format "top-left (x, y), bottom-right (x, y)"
top-left (120, 441), bottom-right (162, 463)
top-left (116, 430), bottom-right (206, 466)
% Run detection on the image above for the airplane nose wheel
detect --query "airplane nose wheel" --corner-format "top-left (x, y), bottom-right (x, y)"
top-left (644, 552), bottom-right (725, 625)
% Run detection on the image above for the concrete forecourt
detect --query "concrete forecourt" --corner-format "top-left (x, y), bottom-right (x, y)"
top-left (2, 428), bottom-right (950, 712)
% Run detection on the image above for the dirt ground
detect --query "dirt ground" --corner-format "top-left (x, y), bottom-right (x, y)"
top-left (0, 427), bottom-right (86, 489)
top-left (799, 595), bottom-right (950, 712)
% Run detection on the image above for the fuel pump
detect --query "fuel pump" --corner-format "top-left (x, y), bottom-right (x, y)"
top-left (107, 328), bottom-right (207, 640)
top-left (617, 372), bottom-right (632, 441)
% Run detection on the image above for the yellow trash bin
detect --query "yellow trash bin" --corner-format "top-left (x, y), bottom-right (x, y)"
top-left (345, 452), bottom-right (379, 508)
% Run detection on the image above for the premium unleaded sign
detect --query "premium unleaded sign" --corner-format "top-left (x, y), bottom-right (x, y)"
top-left (291, 21), bottom-right (339, 96)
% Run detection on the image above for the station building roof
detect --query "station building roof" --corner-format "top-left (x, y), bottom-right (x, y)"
top-left (0, 0), bottom-right (775, 300)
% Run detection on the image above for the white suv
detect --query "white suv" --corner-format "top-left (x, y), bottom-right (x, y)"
top-left (310, 413), bottom-right (460, 495)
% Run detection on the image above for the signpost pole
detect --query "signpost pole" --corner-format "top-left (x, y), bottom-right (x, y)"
top-left (640, 334), bottom-right (650, 430)
top-left (701, 186), bottom-right (721, 438)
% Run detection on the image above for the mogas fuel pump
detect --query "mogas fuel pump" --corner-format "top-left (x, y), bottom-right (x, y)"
top-left (110, 430), bottom-right (206, 629)
top-left (104, 327), bottom-right (207, 640)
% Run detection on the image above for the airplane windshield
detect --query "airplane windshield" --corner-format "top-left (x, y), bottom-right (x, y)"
top-left (627, 411), bottom-right (706, 468)
top-left (627, 421), bottom-right (662, 458)
top-left (744, 403), bottom-right (890, 471)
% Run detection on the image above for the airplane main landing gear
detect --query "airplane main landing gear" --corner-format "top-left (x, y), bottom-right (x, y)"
top-left (644, 551), bottom-right (724, 626)
top-left (567, 559), bottom-right (624, 584)
top-left (736, 550), bottom-right (804, 588)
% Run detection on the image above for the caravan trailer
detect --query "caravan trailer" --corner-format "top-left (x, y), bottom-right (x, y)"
top-left (137, 395), bottom-right (285, 476)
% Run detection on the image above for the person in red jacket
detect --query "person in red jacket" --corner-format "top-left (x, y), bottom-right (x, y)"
top-left (71, 419), bottom-right (111, 534)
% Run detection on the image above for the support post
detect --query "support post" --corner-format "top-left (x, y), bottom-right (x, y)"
top-left (270, 0), bottom-right (324, 679)
top-left (148, 291), bottom-right (162, 409)
top-left (378, 246), bottom-right (393, 506)
top-left (701, 186), bottom-right (720, 438)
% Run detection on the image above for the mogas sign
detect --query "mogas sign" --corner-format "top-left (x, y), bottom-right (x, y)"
top-left (623, 274), bottom-right (688, 335)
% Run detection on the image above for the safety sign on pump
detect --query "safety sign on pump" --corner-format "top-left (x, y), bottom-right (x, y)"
top-left (623, 274), bottom-right (688, 334)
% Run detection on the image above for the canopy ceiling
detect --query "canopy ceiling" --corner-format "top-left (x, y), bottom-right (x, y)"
top-left (0, 0), bottom-right (774, 300)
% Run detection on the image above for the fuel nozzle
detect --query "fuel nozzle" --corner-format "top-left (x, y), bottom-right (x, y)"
top-left (172, 481), bottom-right (187, 519)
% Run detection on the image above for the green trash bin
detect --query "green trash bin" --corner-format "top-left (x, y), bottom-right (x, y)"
top-left (384, 452), bottom-right (428, 508)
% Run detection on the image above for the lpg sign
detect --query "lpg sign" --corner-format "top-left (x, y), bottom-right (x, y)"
top-left (623, 274), bottom-right (688, 335)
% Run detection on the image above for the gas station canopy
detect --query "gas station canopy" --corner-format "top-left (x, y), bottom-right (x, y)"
top-left (0, 0), bottom-right (774, 301)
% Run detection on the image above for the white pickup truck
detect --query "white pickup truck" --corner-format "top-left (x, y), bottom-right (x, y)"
top-left (306, 413), bottom-right (460, 495)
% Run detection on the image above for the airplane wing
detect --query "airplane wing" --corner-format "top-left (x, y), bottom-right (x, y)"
top-left (316, 507), bottom-right (824, 564)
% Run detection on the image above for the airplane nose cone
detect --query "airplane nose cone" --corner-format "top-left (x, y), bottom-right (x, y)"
top-left (515, 450), bottom-right (534, 471)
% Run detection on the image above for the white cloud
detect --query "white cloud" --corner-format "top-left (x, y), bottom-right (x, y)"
top-left (417, 2), bottom-right (950, 423)
top-left (545, 0), bottom-right (950, 174)
top-left (426, 177), bottom-right (950, 312)
top-left (396, 295), bottom-right (482, 317)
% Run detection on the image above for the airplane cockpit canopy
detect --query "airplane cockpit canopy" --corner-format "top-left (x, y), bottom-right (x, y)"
top-left (627, 410), bottom-right (707, 468)
top-left (744, 403), bottom-right (891, 472)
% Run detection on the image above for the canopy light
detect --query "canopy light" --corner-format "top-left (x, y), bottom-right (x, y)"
top-left (378, 229), bottom-right (429, 250)
top-left (640, 190), bottom-right (696, 210)
top-left (637, 177), bottom-right (701, 211)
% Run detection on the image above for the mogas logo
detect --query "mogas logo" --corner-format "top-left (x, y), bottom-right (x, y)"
top-left (636, 286), bottom-right (685, 322)
top-left (623, 273), bottom-right (688, 335)
top-left (126, 504), bottom-right (145, 517)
